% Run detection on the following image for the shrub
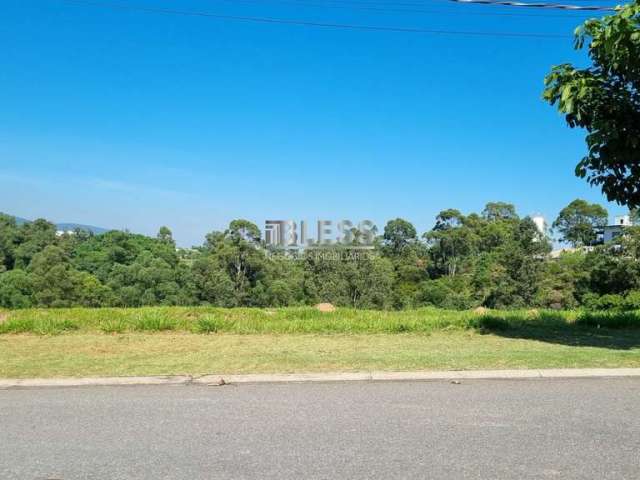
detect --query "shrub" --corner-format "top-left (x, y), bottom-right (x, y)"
top-left (595, 294), bottom-right (625, 311)
top-left (133, 311), bottom-right (177, 331)
top-left (99, 319), bottom-right (128, 334)
top-left (417, 278), bottom-right (477, 310)
top-left (582, 293), bottom-right (625, 311)
top-left (195, 315), bottom-right (222, 334)
top-left (581, 292), bottom-right (600, 310)
top-left (623, 291), bottom-right (640, 311)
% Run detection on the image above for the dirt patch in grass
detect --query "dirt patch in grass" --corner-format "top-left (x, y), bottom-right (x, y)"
top-left (315, 303), bottom-right (336, 312)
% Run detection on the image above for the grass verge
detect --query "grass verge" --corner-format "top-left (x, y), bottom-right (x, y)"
top-left (2, 330), bottom-right (640, 378)
top-left (2, 307), bottom-right (640, 378)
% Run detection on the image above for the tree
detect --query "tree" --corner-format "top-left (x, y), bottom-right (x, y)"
top-left (536, 251), bottom-right (587, 309)
top-left (553, 199), bottom-right (608, 246)
top-left (347, 255), bottom-right (395, 309)
top-left (482, 202), bottom-right (518, 222)
top-left (425, 210), bottom-right (476, 277)
top-left (543, 1), bottom-right (640, 207)
top-left (227, 219), bottom-right (261, 244)
top-left (27, 245), bottom-right (107, 307)
top-left (257, 255), bottom-right (305, 307)
top-left (0, 270), bottom-right (34, 308)
top-left (382, 218), bottom-right (417, 255)
top-left (302, 250), bottom-right (351, 306)
top-left (157, 226), bottom-right (175, 246)
top-left (467, 216), bottom-right (549, 308)
top-left (191, 255), bottom-right (238, 307)
top-left (303, 248), bottom-right (395, 308)
top-left (13, 219), bottom-right (57, 269)
top-left (379, 219), bottom-right (428, 307)
top-left (433, 209), bottom-right (465, 231)
top-left (104, 249), bottom-right (195, 307)
top-left (488, 217), bottom-right (550, 307)
top-left (199, 221), bottom-right (266, 306)
top-left (0, 214), bottom-right (19, 272)
top-left (584, 230), bottom-right (640, 295)
top-left (3, 208), bottom-right (640, 310)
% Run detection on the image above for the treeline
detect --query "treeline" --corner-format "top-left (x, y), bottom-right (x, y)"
top-left (1, 200), bottom-right (640, 310)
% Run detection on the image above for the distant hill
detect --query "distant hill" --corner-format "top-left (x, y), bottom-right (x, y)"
top-left (55, 223), bottom-right (109, 235)
top-left (2, 213), bottom-right (109, 235)
top-left (12, 216), bottom-right (29, 225)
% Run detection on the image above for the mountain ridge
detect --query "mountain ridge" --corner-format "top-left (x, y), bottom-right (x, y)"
top-left (2, 213), bottom-right (109, 235)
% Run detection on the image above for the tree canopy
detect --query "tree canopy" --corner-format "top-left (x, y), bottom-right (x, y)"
top-left (543, 1), bottom-right (640, 207)
top-left (1, 200), bottom-right (639, 310)
top-left (553, 199), bottom-right (609, 246)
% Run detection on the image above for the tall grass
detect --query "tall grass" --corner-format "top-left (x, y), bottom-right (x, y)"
top-left (194, 315), bottom-right (226, 334)
top-left (132, 310), bottom-right (178, 332)
top-left (576, 311), bottom-right (640, 329)
top-left (0, 306), bottom-right (638, 336)
top-left (0, 314), bottom-right (79, 335)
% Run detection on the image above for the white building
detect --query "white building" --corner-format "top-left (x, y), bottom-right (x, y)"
top-left (531, 214), bottom-right (547, 236)
top-left (602, 215), bottom-right (633, 243)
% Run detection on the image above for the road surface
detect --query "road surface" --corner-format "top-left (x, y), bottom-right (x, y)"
top-left (1, 378), bottom-right (639, 479)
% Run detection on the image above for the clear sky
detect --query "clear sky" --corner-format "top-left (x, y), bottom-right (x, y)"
top-left (0, 0), bottom-right (627, 246)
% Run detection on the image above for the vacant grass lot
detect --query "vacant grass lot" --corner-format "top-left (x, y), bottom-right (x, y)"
top-left (1, 306), bottom-right (495, 334)
top-left (1, 307), bottom-right (640, 377)
top-left (2, 306), bottom-right (639, 335)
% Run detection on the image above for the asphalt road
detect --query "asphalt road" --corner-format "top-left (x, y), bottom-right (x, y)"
top-left (1, 379), bottom-right (639, 480)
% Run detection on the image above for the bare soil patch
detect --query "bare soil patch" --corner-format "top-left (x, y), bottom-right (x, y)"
top-left (315, 303), bottom-right (336, 313)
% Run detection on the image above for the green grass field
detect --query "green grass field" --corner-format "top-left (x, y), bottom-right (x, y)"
top-left (1, 307), bottom-right (640, 378)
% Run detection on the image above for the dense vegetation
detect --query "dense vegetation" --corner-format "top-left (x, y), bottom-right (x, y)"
top-left (2, 200), bottom-right (640, 311)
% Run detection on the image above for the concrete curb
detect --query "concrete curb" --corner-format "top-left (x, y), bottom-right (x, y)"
top-left (0, 375), bottom-right (193, 389)
top-left (195, 368), bottom-right (640, 385)
top-left (2, 368), bottom-right (640, 389)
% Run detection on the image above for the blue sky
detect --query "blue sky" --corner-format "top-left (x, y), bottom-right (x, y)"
top-left (0, 0), bottom-right (627, 246)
